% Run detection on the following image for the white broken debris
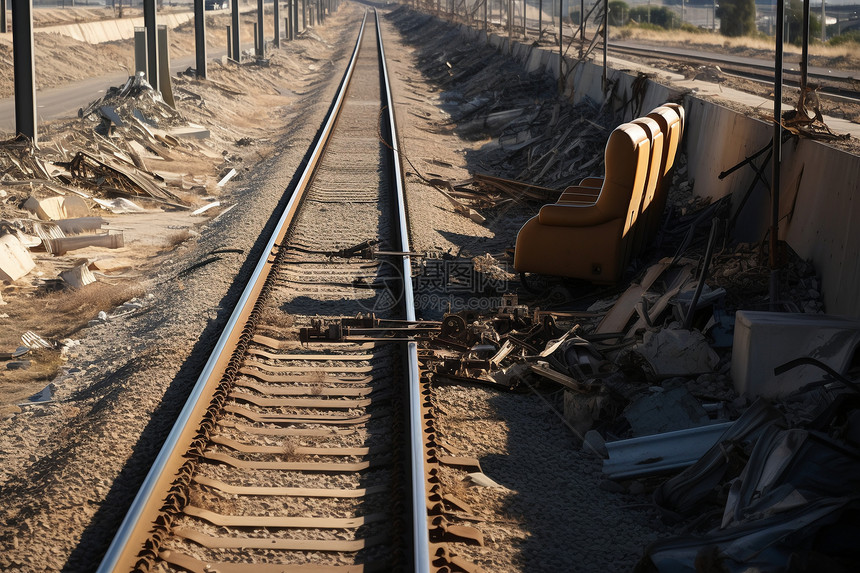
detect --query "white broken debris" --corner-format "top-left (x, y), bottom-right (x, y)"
top-left (92, 197), bottom-right (146, 214)
top-left (60, 263), bottom-right (97, 289)
top-left (216, 168), bottom-right (237, 187)
top-left (0, 234), bottom-right (36, 282)
top-left (21, 331), bottom-right (52, 349)
top-left (191, 201), bottom-right (221, 216)
top-left (24, 195), bottom-right (90, 221)
top-left (630, 328), bottom-right (719, 380)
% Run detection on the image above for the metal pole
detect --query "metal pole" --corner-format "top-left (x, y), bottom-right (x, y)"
top-left (134, 27), bottom-right (148, 77)
top-left (231, 0), bottom-right (240, 60)
top-left (274, 0), bottom-right (280, 47)
top-left (603, 0), bottom-right (608, 90)
top-left (539, 0), bottom-right (542, 33)
top-left (580, 0), bottom-right (585, 58)
top-left (227, 24), bottom-right (232, 58)
top-left (302, 0), bottom-right (306, 30)
top-left (144, 0), bottom-right (159, 90)
top-left (1, 0), bottom-right (7, 34)
top-left (484, 0), bottom-right (488, 31)
top-left (294, 0), bottom-right (299, 36)
top-left (771, 0), bottom-right (785, 305)
top-left (559, 0), bottom-right (563, 93)
top-left (194, 0), bottom-right (206, 78)
top-left (12, 0), bottom-right (36, 143)
top-left (801, 0), bottom-right (809, 92)
top-left (257, 0), bottom-right (264, 58)
top-left (821, 0), bottom-right (826, 42)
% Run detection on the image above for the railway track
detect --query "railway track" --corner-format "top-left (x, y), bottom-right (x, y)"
top-left (608, 41), bottom-right (860, 104)
top-left (97, 10), bottom-right (436, 572)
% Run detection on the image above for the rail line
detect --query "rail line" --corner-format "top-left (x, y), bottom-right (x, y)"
top-left (97, 10), bottom-right (434, 572)
top-left (608, 41), bottom-right (860, 104)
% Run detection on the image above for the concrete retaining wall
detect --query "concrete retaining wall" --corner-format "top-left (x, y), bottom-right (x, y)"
top-left (37, 12), bottom-right (195, 44)
top-left (457, 22), bottom-right (860, 318)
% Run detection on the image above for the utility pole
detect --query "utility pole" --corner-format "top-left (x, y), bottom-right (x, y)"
top-left (194, 0), bottom-right (206, 78)
top-left (231, 0), bottom-right (240, 60)
top-left (12, 0), bottom-right (37, 143)
top-left (1, 0), bottom-right (7, 35)
top-left (144, 0), bottom-right (159, 90)
top-left (274, 0), bottom-right (280, 47)
top-left (821, 0), bottom-right (826, 42)
top-left (256, 0), bottom-right (264, 58)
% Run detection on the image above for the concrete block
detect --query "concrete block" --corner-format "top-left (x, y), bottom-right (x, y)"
top-left (24, 195), bottom-right (90, 221)
top-left (732, 310), bottom-right (860, 398)
top-left (0, 234), bottom-right (35, 283)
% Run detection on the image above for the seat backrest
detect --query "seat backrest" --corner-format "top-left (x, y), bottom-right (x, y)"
top-left (647, 106), bottom-right (682, 188)
top-left (599, 122), bottom-right (651, 239)
top-left (663, 102), bottom-right (686, 142)
top-left (631, 116), bottom-right (664, 217)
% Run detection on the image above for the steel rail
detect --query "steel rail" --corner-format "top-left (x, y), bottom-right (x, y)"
top-left (374, 9), bottom-right (430, 573)
top-left (608, 41), bottom-right (860, 104)
top-left (97, 11), bottom-right (371, 572)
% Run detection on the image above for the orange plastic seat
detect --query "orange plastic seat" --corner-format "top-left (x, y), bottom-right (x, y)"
top-left (642, 105), bottom-right (683, 247)
top-left (513, 122), bottom-right (651, 284)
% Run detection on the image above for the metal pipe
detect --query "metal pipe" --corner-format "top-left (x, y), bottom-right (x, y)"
top-left (374, 10), bottom-right (430, 572)
top-left (12, 0), bottom-right (36, 143)
top-left (257, 0), bottom-right (265, 58)
top-left (1, 0), bottom-right (7, 34)
top-left (801, 0), bottom-right (809, 92)
top-left (274, 0), bottom-right (280, 47)
top-left (194, 0), bottom-right (206, 78)
top-left (771, 0), bottom-right (785, 306)
top-left (144, 0), bottom-right (158, 90)
top-left (231, 0), bottom-right (240, 60)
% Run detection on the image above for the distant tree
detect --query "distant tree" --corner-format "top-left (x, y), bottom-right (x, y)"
top-left (787, 0), bottom-right (822, 45)
top-left (717, 0), bottom-right (757, 37)
top-left (608, 1), bottom-right (630, 27)
top-left (628, 6), bottom-right (681, 29)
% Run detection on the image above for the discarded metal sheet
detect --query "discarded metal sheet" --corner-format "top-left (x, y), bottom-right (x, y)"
top-left (630, 328), bottom-right (720, 380)
top-left (53, 217), bottom-right (106, 235)
top-left (623, 386), bottom-right (712, 437)
top-left (59, 151), bottom-right (183, 204)
top-left (653, 399), bottom-right (785, 517)
top-left (92, 197), bottom-right (146, 214)
top-left (24, 195), bottom-right (90, 221)
top-left (60, 263), bottom-right (97, 289)
top-left (21, 331), bottom-right (51, 349)
top-left (603, 421), bottom-right (733, 480)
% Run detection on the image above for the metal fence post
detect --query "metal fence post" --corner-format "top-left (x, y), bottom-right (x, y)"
top-left (231, 0), bottom-right (240, 61)
top-left (194, 0), bottom-right (206, 78)
top-left (274, 0), bottom-right (280, 47)
top-left (144, 0), bottom-right (159, 90)
top-left (1, 0), bottom-right (7, 34)
top-left (256, 0), bottom-right (264, 58)
top-left (134, 27), bottom-right (148, 77)
top-left (12, 0), bottom-right (36, 143)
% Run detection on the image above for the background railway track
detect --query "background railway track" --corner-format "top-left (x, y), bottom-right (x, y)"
top-left (608, 41), bottom-right (860, 104)
top-left (97, 10), bottom-right (430, 572)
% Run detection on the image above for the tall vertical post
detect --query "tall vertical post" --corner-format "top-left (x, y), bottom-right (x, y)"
top-left (522, 0), bottom-right (526, 37)
top-left (538, 0), bottom-right (542, 34)
top-left (294, 0), bottom-right (300, 35)
top-left (12, 0), bottom-right (36, 143)
top-left (801, 0), bottom-right (810, 92)
top-left (485, 0), bottom-right (488, 31)
top-left (1, 0), bottom-right (7, 34)
top-left (603, 0), bottom-right (608, 90)
top-left (231, 0), bottom-right (240, 61)
top-left (194, 0), bottom-right (206, 78)
top-left (771, 0), bottom-right (785, 305)
top-left (134, 27), bottom-right (148, 77)
top-left (256, 0), bottom-right (264, 58)
top-left (821, 0), bottom-right (826, 42)
top-left (302, 0), bottom-right (307, 30)
top-left (274, 0), bottom-right (280, 47)
top-left (144, 0), bottom-right (159, 90)
top-left (227, 25), bottom-right (232, 58)
top-left (559, 0), bottom-right (563, 93)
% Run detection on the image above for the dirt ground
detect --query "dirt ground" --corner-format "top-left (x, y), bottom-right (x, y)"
top-left (0, 5), bottom-right (856, 572)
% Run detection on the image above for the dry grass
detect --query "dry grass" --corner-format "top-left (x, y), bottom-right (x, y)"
top-left (281, 437), bottom-right (299, 461)
top-left (0, 281), bottom-right (145, 345)
top-left (162, 229), bottom-right (194, 249)
top-left (0, 349), bottom-right (65, 406)
top-left (310, 384), bottom-right (324, 396)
